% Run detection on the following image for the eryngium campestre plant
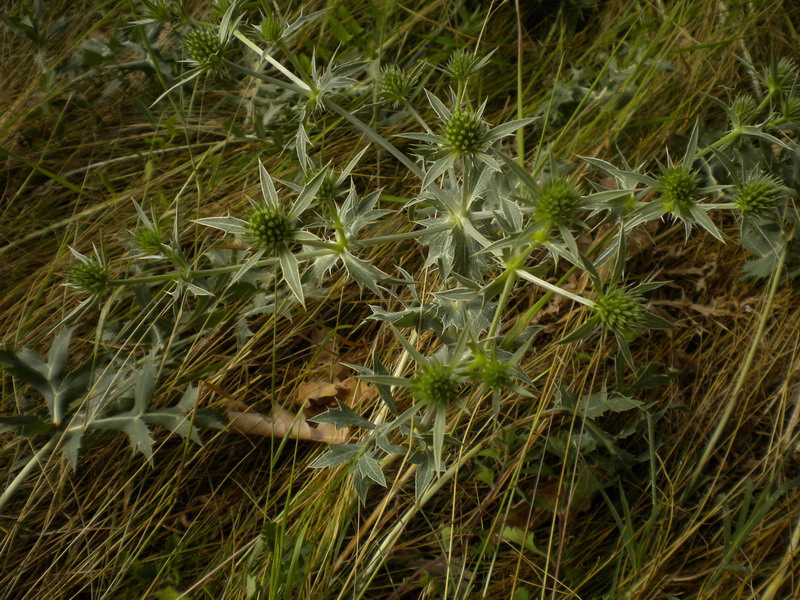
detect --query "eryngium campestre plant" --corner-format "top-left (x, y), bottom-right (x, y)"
top-left (443, 109), bottom-right (487, 155)
top-left (184, 27), bottom-right (227, 72)
top-left (447, 49), bottom-right (475, 82)
top-left (413, 361), bottom-right (460, 408)
top-left (656, 165), bottom-right (702, 215)
top-left (247, 206), bottom-right (292, 251)
top-left (732, 174), bottom-right (784, 216)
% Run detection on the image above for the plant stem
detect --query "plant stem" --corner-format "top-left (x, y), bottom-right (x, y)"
top-left (0, 436), bottom-right (57, 513)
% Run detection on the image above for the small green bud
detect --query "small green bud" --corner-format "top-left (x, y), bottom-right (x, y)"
top-left (378, 65), bottom-right (415, 107)
top-left (314, 171), bottom-right (339, 205)
top-left (133, 228), bottom-right (164, 255)
top-left (781, 97), bottom-right (800, 122)
top-left (732, 174), bottom-right (783, 216)
top-left (478, 358), bottom-right (511, 390)
top-left (413, 361), bottom-right (459, 407)
top-left (67, 259), bottom-right (110, 297)
top-left (657, 165), bottom-right (701, 215)
top-left (247, 206), bottom-right (292, 251)
top-left (443, 110), bottom-right (486, 155)
top-left (184, 27), bottom-right (226, 72)
top-left (259, 13), bottom-right (283, 45)
top-left (732, 95), bottom-right (758, 124)
top-left (761, 58), bottom-right (798, 97)
top-left (535, 177), bottom-right (582, 227)
top-left (594, 288), bottom-right (644, 334)
top-left (447, 49), bottom-right (475, 82)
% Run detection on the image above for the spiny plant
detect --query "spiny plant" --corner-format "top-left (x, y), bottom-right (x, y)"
top-left (1, 5), bottom-right (799, 597)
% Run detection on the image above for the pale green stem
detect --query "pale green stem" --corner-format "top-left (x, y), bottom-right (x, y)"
top-left (687, 243), bottom-right (787, 492)
top-left (487, 273), bottom-right (515, 340)
top-left (0, 436), bottom-right (57, 513)
top-left (516, 269), bottom-right (595, 307)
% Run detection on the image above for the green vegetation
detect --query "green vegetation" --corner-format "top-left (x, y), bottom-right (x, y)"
top-left (1, 1), bottom-right (799, 598)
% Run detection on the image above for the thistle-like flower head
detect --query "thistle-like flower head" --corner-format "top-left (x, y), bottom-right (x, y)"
top-left (66, 248), bottom-right (110, 297)
top-left (732, 174), bottom-right (784, 216)
top-left (656, 165), bottom-right (702, 216)
top-left (247, 206), bottom-right (292, 252)
top-left (184, 26), bottom-right (227, 73)
top-left (442, 109), bottom-right (487, 155)
top-left (535, 177), bottom-right (583, 227)
top-left (413, 360), bottom-right (460, 408)
top-left (594, 287), bottom-right (645, 335)
top-left (378, 65), bottom-right (416, 107)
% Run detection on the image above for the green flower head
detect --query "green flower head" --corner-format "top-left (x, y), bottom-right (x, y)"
top-left (594, 287), bottom-right (645, 335)
top-left (184, 27), bottom-right (227, 72)
top-left (442, 109), bottom-right (487, 155)
top-left (732, 174), bottom-right (784, 217)
top-left (657, 165), bottom-right (702, 216)
top-left (67, 257), bottom-right (110, 297)
top-left (378, 65), bottom-right (416, 108)
top-left (247, 206), bottom-right (292, 252)
top-left (413, 361), bottom-right (460, 408)
top-left (535, 177), bottom-right (582, 227)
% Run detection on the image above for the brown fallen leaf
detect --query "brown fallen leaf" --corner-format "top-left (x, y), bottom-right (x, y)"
top-left (226, 403), bottom-right (349, 444)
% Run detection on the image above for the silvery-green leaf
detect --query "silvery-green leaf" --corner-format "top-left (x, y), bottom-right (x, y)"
top-left (414, 451), bottom-right (435, 500)
top-left (279, 249), bottom-right (305, 306)
top-left (310, 443), bottom-right (362, 468)
top-left (291, 167), bottom-right (327, 219)
top-left (258, 160), bottom-right (280, 208)
top-left (342, 252), bottom-right (386, 296)
top-left (357, 453), bottom-right (386, 486)
top-left (485, 117), bottom-right (537, 141)
top-left (194, 216), bottom-right (249, 236)
top-left (310, 402), bottom-right (375, 430)
top-left (230, 248), bottom-right (266, 286)
top-left (62, 429), bottom-right (84, 470)
top-left (424, 89), bottom-right (451, 122)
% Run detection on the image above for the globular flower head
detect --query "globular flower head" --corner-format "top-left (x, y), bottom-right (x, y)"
top-left (67, 256), bottom-right (110, 297)
top-left (133, 228), bottom-right (164, 256)
top-left (314, 170), bottom-right (340, 206)
top-left (259, 12), bottom-right (283, 45)
top-left (731, 95), bottom-right (758, 125)
top-left (732, 174), bottom-right (784, 216)
top-left (594, 287), bottom-right (645, 335)
top-left (476, 357), bottom-right (511, 391)
top-left (535, 177), bottom-right (582, 227)
top-left (657, 165), bottom-right (702, 216)
top-left (761, 58), bottom-right (798, 97)
top-left (247, 206), bottom-right (292, 252)
top-left (442, 109), bottom-right (486, 155)
top-left (378, 65), bottom-right (415, 107)
top-left (413, 361), bottom-right (460, 408)
top-left (446, 49), bottom-right (475, 82)
top-left (184, 27), bottom-right (227, 72)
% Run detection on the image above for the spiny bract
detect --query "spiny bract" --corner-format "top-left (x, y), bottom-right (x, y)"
top-left (247, 206), bottom-right (292, 251)
top-left (443, 110), bottom-right (485, 155)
